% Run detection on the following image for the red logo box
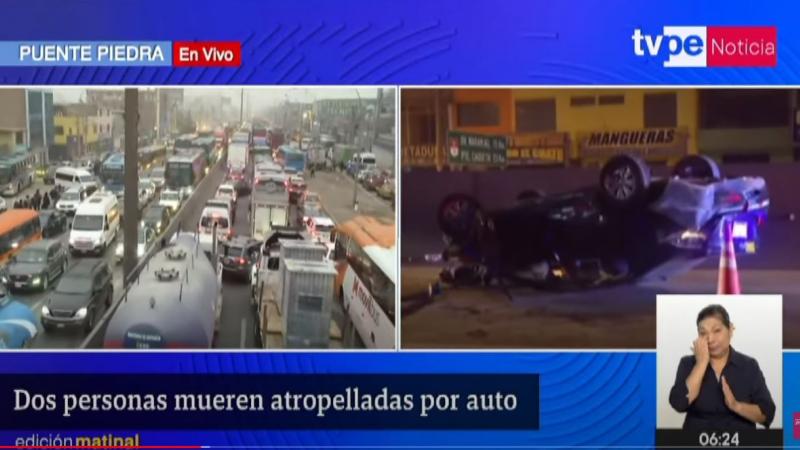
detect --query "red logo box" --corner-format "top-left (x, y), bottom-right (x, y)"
top-left (707, 26), bottom-right (777, 67)
top-left (794, 412), bottom-right (800, 439)
top-left (173, 41), bottom-right (241, 67)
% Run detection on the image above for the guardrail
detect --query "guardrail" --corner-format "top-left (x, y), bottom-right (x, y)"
top-left (80, 158), bottom-right (226, 349)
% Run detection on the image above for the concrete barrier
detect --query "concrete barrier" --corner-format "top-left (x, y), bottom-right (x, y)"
top-left (80, 159), bottom-right (227, 349)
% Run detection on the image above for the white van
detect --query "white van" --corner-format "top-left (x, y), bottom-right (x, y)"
top-left (198, 206), bottom-right (231, 255)
top-left (55, 167), bottom-right (97, 191)
top-left (69, 192), bottom-right (120, 256)
top-left (56, 185), bottom-right (98, 216)
top-left (355, 152), bottom-right (377, 168)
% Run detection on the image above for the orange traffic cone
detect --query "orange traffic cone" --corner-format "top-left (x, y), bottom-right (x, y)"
top-left (717, 220), bottom-right (741, 294)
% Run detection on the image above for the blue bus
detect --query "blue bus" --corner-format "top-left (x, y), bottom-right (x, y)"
top-left (277, 146), bottom-right (306, 173)
top-left (166, 150), bottom-right (208, 196)
top-left (100, 153), bottom-right (125, 184)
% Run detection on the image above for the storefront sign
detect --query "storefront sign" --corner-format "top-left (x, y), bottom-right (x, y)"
top-left (402, 144), bottom-right (439, 167)
top-left (580, 127), bottom-right (688, 160)
top-left (507, 132), bottom-right (568, 165)
top-left (447, 131), bottom-right (507, 166)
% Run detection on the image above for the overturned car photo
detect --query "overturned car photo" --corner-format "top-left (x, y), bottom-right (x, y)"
top-left (402, 88), bottom-right (800, 350)
top-left (434, 154), bottom-right (769, 292)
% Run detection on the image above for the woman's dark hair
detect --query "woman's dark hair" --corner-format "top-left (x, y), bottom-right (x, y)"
top-left (697, 304), bottom-right (731, 328)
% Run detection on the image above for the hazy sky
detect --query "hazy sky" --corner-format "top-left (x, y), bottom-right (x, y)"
top-left (53, 87), bottom-right (382, 106)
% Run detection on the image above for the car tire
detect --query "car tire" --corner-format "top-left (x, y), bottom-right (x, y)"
top-left (437, 194), bottom-right (485, 246)
top-left (672, 155), bottom-right (721, 180)
top-left (105, 287), bottom-right (113, 308)
top-left (42, 322), bottom-right (54, 333)
top-left (599, 154), bottom-right (651, 208)
top-left (61, 261), bottom-right (68, 276)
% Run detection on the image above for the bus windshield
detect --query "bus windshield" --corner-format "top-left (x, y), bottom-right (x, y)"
top-left (166, 162), bottom-right (194, 188)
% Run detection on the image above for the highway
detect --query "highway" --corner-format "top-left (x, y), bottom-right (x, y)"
top-left (10, 165), bottom-right (227, 349)
top-left (13, 163), bottom-right (395, 349)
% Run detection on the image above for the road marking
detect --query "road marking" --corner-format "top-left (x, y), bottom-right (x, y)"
top-left (239, 317), bottom-right (247, 348)
top-left (32, 297), bottom-right (46, 313)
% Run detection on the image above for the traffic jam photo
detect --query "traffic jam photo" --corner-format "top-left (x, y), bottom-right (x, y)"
top-left (401, 88), bottom-right (800, 349)
top-left (0, 87), bottom-right (397, 349)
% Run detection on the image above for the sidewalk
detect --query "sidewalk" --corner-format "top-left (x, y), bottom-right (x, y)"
top-left (306, 171), bottom-right (394, 224)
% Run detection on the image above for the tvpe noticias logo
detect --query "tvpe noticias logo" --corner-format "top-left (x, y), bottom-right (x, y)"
top-left (632, 26), bottom-right (776, 67)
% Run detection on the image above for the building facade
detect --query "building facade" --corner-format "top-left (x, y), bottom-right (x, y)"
top-left (53, 103), bottom-right (113, 160)
top-left (402, 88), bottom-right (799, 170)
top-left (0, 89), bottom-right (54, 164)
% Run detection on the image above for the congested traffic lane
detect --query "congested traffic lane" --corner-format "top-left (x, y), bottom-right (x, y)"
top-left (214, 193), bottom-right (258, 349)
top-left (21, 168), bottom-right (228, 349)
top-left (18, 231), bottom-right (125, 349)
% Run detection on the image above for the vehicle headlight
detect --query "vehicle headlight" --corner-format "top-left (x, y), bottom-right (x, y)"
top-left (1, 276), bottom-right (7, 283)
top-left (137, 247), bottom-right (144, 257)
top-left (115, 243), bottom-right (123, 256)
top-left (75, 307), bottom-right (88, 319)
top-left (32, 276), bottom-right (41, 286)
top-left (41, 305), bottom-right (50, 316)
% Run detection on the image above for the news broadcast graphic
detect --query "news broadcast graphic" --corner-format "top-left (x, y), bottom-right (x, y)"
top-left (0, 87), bottom-right (397, 351)
top-left (656, 295), bottom-right (782, 446)
top-left (0, 0), bottom-right (799, 449)
top-left (0, 0), bottom-right (797, 84)
top-left (0, 352), bottom-right (655, 448)
top-left (401, 88), bottom-right (797, 350)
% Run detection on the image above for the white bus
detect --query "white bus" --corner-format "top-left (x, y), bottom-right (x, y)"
top-left (55, 167), bottom-right (97, 192)
top-left (333, 216), bottom-right (395, 349)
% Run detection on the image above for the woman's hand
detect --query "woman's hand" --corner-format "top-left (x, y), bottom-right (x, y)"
top-left (721, 375), bottom-right (768, 425)
top-left (721, 376), bottom-right (740, 412)
top-left (692, 336), bottom-right (710, 365)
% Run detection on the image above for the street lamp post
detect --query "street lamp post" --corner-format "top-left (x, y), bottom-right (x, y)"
top-left (352, 90), bottom-right (365, 211)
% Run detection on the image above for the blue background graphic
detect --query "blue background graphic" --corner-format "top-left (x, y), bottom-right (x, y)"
top-left (0, 0), bottom-right (796, 84)
top-left (0, 352), bottom-right (656, 447)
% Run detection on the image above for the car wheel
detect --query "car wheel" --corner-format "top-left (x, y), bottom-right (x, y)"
top-left (42, 322), bottom-right (54, 333)
top-left (599, 154), bottom-right (651, 208)
top-left (672, 155), bottom-right (721, 180)
top-left (105, 287), bottom-right (113, 308)
top-left (437, 194), bottom-right (485, 246)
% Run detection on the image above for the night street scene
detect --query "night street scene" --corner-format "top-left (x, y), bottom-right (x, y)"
top-left (401, 88), bottom-right (800, 349)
